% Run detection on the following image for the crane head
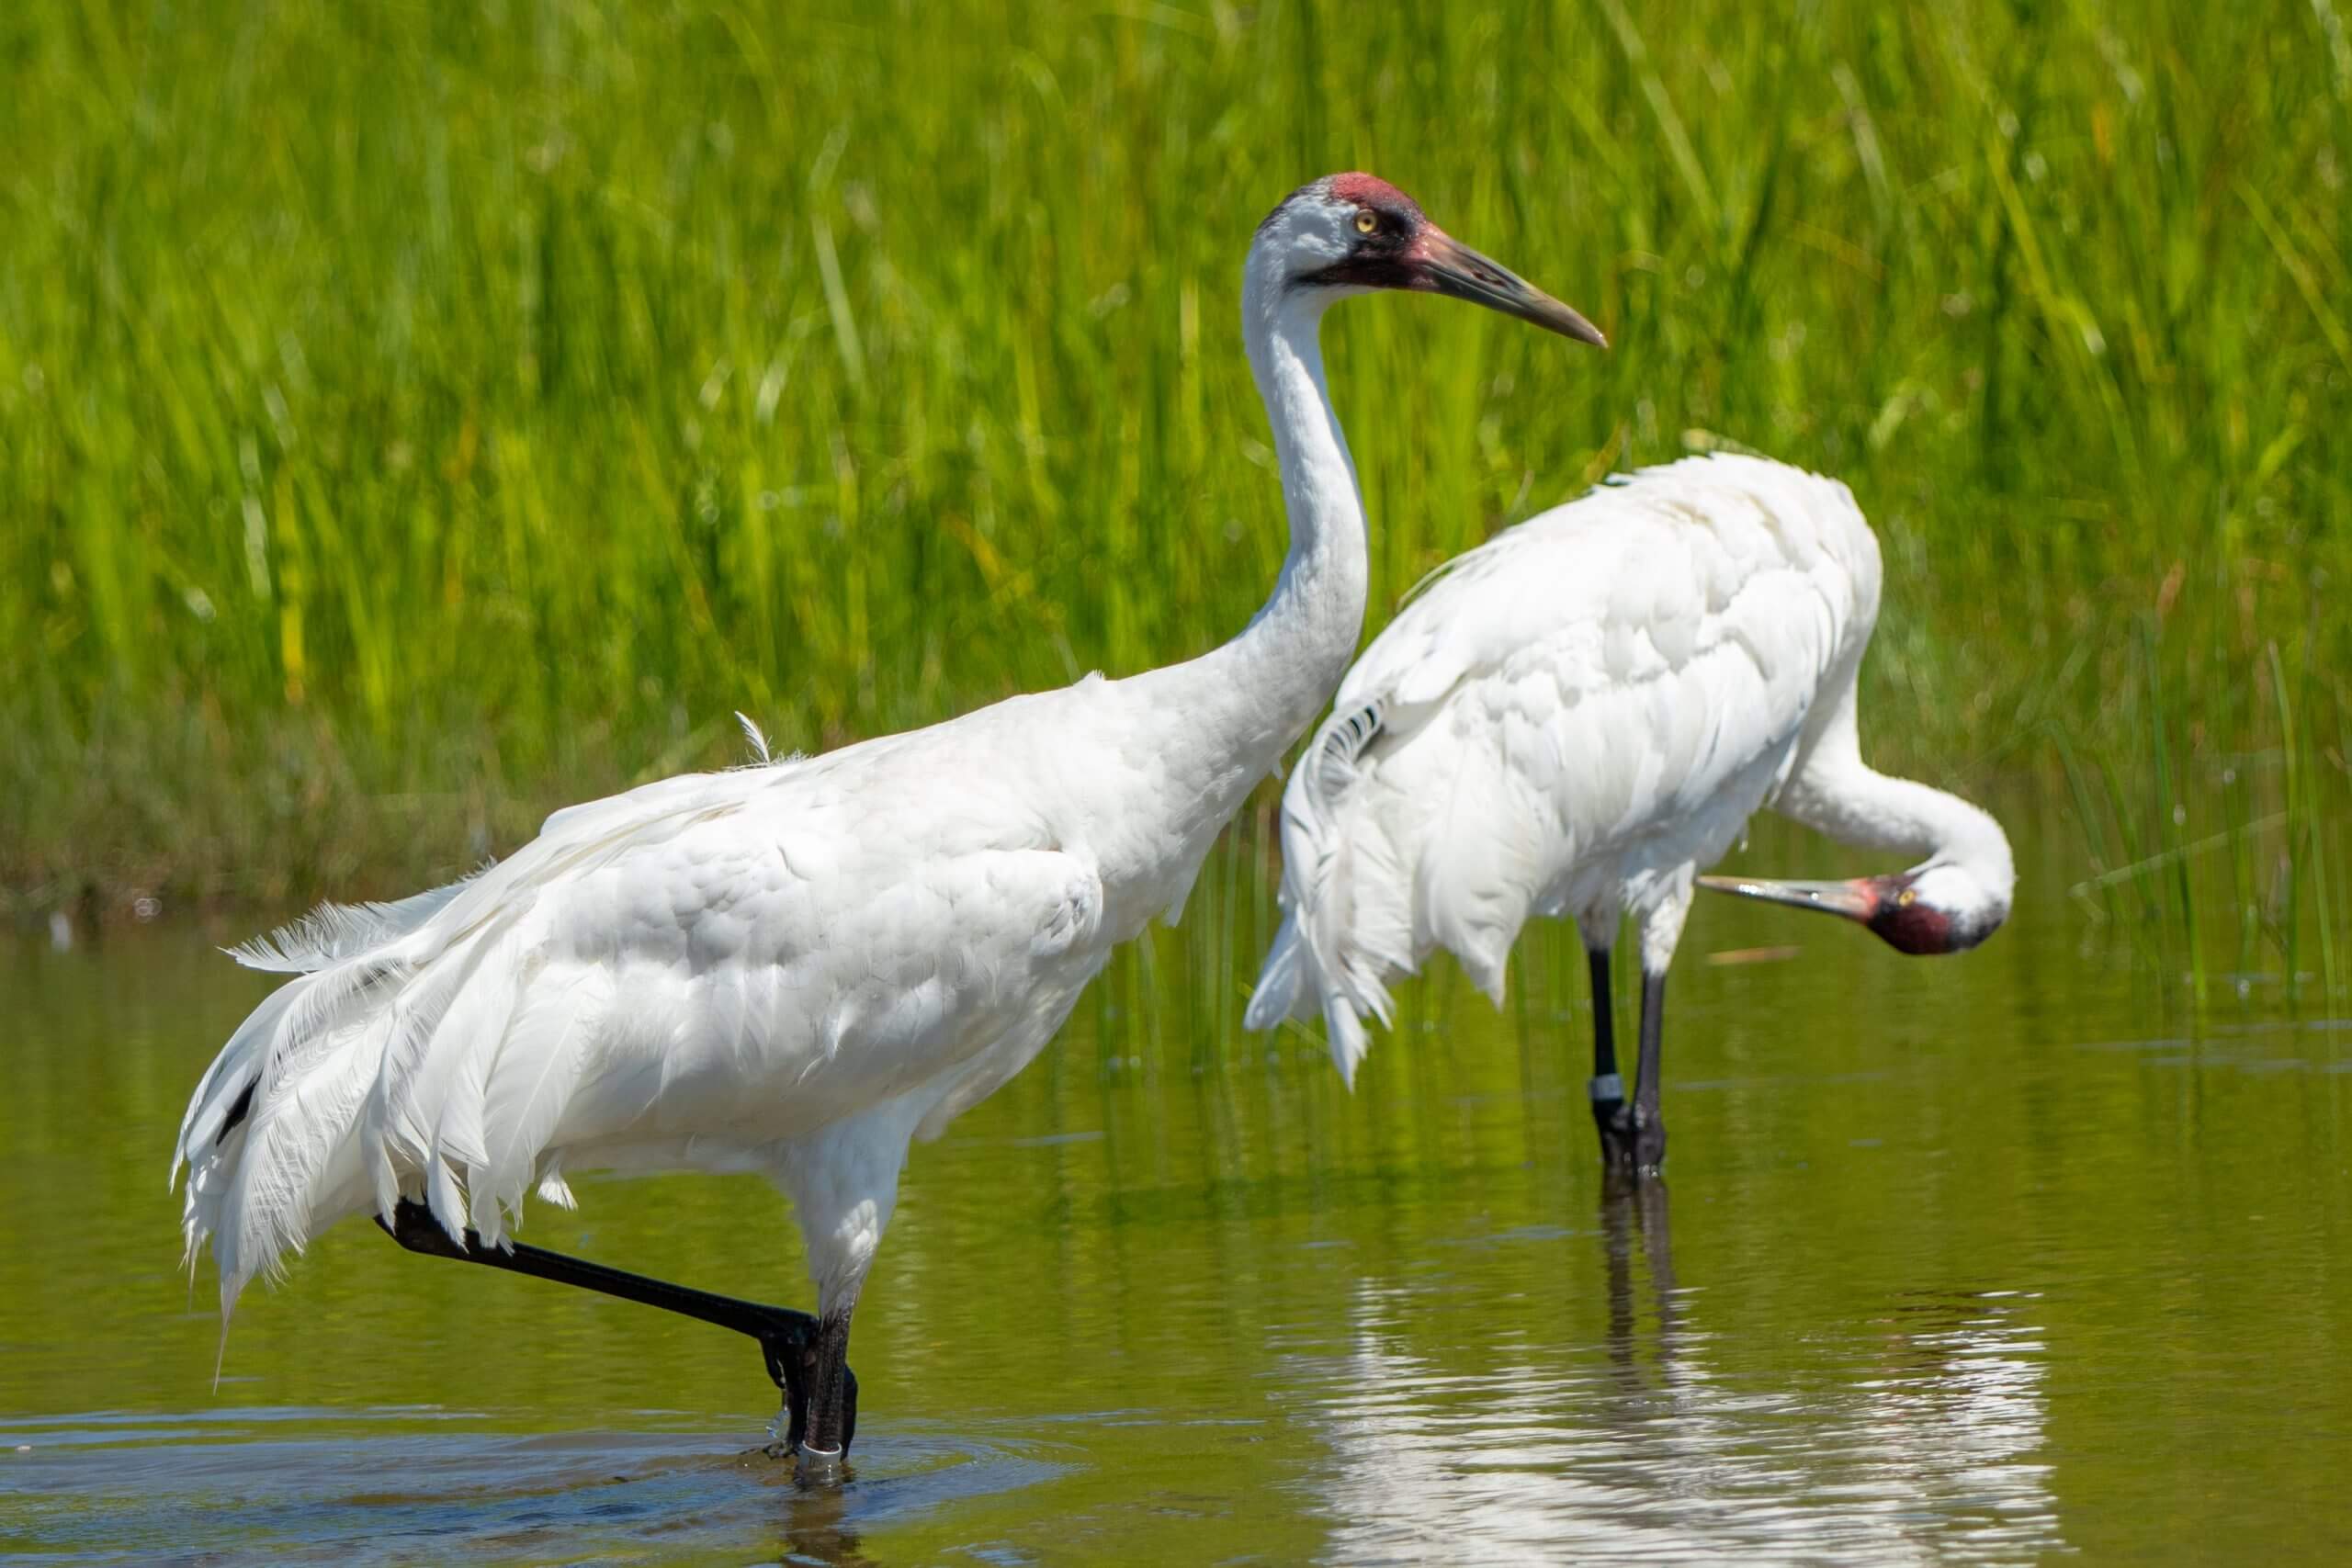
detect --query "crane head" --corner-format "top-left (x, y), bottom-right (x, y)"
top-left (1696, 863), bottom-right (2011, 956)
top-left (1253, 173), bottom-right (1606, 347)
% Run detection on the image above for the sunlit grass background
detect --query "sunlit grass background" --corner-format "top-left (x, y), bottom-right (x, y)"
top-left (4, 0), bottom-right (2346, 998)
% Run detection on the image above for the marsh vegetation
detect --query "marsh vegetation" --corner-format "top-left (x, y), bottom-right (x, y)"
top-left (4, 0), bottom-right (2345, 1010)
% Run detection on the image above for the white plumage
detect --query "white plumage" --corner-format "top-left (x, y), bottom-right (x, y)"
top-left (176, 703), bottom-right (1136, 1306)
top-left (169, 172), bottom-right (1600, 1445)
top-left (1249, 455), bottom-right (2011, 1152)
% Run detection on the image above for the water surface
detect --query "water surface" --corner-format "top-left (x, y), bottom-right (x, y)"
top-left (5, 816), bottom-right (2347, 1563)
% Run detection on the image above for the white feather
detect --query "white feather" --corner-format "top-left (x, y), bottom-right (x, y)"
top-left (226, 878), bottom-right (477, 974)
top-left (470, 965), bottom-right (610, 1242)
top-left (736, 711), bottom-right (774, 764)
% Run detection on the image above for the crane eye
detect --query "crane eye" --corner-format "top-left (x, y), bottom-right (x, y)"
top-left (1353, 209), bottom-right (1378, 235)
top-left (1897, 888), bottom-right (1918, 907)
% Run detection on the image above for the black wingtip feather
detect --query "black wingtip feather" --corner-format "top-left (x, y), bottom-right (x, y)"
top-left (217, 1078), bottom-right (257, 1145)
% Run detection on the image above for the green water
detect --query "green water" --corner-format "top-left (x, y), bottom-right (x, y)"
top-left (4, 815), bottom-right (2348, 1564)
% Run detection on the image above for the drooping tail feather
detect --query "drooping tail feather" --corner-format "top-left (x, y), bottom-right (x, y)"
top-left (178, 959), bottom-right (412, 1310)
top-left (1246, 702), bottom-right (1412, 1086)
top-left (224, 880), bottom-right (478, 975)
top-left (175, 874), bottom-right (572, 1320)
top-left (1241, 913), bottom-right (1309, 1032)
top-left (1408, 738), bottom-right (1546, 1004)
top-left (176, 779), bottom-right (774, 1325)
top-left (1249, 686), bottom-right (1555, 1084)
top-left (469, 966), bottom-right (610, 1241)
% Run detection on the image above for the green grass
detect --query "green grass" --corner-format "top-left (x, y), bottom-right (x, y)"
top-left (3, 1), bottom-right (2348, 995)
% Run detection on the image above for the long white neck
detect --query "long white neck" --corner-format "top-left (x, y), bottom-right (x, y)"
top-left (1124, 272), bottom-right (1368, 829)
top-left (1779, 694), bottom-right (2015, 895)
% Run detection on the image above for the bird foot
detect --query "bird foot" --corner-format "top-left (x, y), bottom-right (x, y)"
top-left (1631, 1109), bottom-right (1666, 1175)
top-left (759, 1324), bottom-right (858, 1461)
top-left (1593, 1098), bottom-right (1665, 1179)
top-left (793, 1442), bottom-right (848, 1483)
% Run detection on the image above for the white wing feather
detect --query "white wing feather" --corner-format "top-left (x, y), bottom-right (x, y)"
top-left (223, 878), bottom-right (477, 974)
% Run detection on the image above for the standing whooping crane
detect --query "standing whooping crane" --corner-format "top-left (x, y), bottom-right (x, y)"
top-left (171, 173), bottom-right (1602, 1471)
top-left (1246, 455), bottom-right (2012, 1175)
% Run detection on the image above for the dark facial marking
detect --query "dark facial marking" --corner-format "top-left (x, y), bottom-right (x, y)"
top-left (1868, 897), bottom-right (1956, 956)
top-left (1864, 876), bottom-right (2002, 956)
top-left (1298, 195), bottom-right (1428, 289)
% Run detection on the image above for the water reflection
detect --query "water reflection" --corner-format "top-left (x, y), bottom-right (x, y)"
top-left (1305, 1182), bottom-right (2064, 1564)
top-left (9, 825), bottom-right (2348, 1562)
top-left (772, 1466), bottom-right (872, 1566)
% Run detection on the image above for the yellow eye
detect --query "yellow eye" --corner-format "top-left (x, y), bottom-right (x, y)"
top-left (1897, 888), bottom-right (1918, 907)
top-left (1354, 209), bottom-right (1378, 234)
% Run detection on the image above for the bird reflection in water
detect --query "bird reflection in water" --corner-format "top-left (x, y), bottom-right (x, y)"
top-left (1306, 1181), bottom-right (2065, 1563)
top-left (765, 1457), bottom-right (873, 1568)
top-left (1600, 1173), bottom-right (1680, 1404)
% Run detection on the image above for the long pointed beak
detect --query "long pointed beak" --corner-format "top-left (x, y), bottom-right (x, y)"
top-left (1696, 874), bottom-right (1879, 922)
top-left (1417, 230), bottom-right (1606, 347)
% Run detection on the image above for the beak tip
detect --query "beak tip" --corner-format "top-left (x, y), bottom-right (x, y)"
top-left (1698, 873), bottom-right (1880, 921)
top-left (1419, 232), bottom-right (1606, 349)
top-left (1559, 317), bottom-right (1607, 351)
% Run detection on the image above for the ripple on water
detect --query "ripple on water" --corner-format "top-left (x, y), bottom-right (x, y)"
top-left (0, 1409), bottom-right (1065, 1565)
top-left (1285, 1203), bottom-right (2067, 1568)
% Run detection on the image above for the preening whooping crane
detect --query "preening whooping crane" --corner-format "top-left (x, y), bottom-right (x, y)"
top-left (172, 173), bottom-right (1601, 1470)
top-left (1247, 455), bottom-right (2011, 1175)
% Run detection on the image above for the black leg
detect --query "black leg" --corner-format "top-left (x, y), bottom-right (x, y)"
top-left (795, 1306), bottom-right (859, 1472)
top-left (1630, 968), bottom-right (1668, 1173)
top-left (376, 1199), bottom-right (854, 1453)
top-left (1587, 943), bottom-right (1636, 1172)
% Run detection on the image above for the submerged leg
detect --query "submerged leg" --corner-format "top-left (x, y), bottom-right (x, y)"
top-left (1629, 968), bottom-right (1669, 1174)
top-left (1617, 888), bottom-right (1690, 1179)
top-left (794, 1300), bottom-right (858, 1475)
top-left (774, 1102), bottom-right (914, 1477)
top-left (1587, 943), bottom-right (1637, 1171)
top-left (376, 1201), bottom-right (854, 1452)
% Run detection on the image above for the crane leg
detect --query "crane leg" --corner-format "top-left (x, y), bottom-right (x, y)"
top-left (795, 1303), bottom-right (857, 1474)
top-left (375, 1200), bottom-right (857, 1456)
top-left (1628, 969), bottom-right (1669, 1174)
top-left (1592, 962), bottom-right (1668, 1178)
top-left (1587, 943), bottom-right (1637, 1170)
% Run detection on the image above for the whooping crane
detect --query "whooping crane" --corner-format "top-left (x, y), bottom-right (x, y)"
top-left (1246, 456), bottom-right (2011, 1175)
top-left (172, 173), bottom-right (1602, 1470)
